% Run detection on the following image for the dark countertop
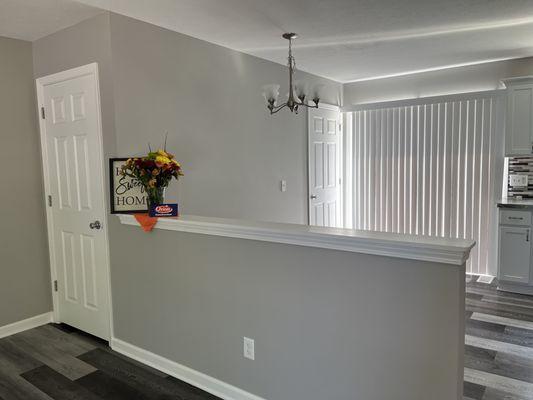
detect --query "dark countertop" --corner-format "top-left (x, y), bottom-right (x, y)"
top-left (497, 198), bottom-right (533, 208)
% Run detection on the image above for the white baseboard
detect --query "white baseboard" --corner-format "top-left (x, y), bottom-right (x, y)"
top-left (497, 282), bottom-right (533, 295)
top-left (0, 312), bottom-right (53, 339)
top-left (111, 337), bottom-right (266, 400)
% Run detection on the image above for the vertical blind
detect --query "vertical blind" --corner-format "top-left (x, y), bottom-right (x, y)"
top-left (345, 92), bottom-right (504, 275)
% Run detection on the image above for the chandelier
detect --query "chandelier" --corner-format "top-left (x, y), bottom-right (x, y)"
top-left (262, 33), bottom-right (320, 115)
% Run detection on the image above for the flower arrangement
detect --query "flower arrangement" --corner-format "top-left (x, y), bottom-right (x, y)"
top-left (121, 149), bottom-right (183, 208)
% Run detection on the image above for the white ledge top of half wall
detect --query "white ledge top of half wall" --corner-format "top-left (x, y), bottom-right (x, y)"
top-left (117, 214), bottom-right (474, 265)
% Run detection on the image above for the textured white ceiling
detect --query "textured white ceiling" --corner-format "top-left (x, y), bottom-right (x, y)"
top-left (72, 0), bottom-right (533, 82)
top-left (0, 0), bottom-right (103, 41)
top-left (4, 0), bottom-right (533, 82)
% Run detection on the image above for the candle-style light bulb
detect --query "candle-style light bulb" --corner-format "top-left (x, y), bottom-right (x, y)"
top-left (294, 81), bottom-right (308, 102)
top-left (311, 83), bottom-right (324, 106)
top-left (262, 84), bottom-right (280, 106)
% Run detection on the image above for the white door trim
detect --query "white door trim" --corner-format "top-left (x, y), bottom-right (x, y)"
top-left (36, 63), bottom-right (114, 340)
top-left (315, 102), bottom-right (340, 112)
top-left (307, 102), bottom-right (344, 226)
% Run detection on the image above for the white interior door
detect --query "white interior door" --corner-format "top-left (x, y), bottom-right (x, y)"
top-left (38, 64), bottom-right (111, 340)
top-left (308, 105), bottom-right (342, 227)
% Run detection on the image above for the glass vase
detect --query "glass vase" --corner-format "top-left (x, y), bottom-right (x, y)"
top-left (147, 186), bottom-right (165, 209)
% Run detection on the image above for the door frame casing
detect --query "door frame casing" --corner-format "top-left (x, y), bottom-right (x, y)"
top-left (36, 63), bottom-right (114, 340)
top-left (307, 102), bottom-right (344, 226)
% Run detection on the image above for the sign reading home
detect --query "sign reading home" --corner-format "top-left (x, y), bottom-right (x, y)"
top-left (109, 158), bottom-right (148, 214)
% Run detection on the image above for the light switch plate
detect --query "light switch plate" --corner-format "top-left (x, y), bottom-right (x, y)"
top-left (510, 174), bottom-right (528, 187)
top-left (243, 337), bottom-right (255, 360)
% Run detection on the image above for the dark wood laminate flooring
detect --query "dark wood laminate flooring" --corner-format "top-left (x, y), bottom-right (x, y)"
top-left (464, 276), bottom-right (533, 400)
top-left (0, 324), bottom-right (220, 400)
top-left (1, 276), bottom-right (532, 399)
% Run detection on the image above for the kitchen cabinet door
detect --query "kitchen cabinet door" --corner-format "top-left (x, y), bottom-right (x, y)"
top-left (505, 82), bottom-right (533, 156)
top-left (498, 226), bottom-right (531, 284)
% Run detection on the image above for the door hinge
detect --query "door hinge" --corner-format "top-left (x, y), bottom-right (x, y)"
top-left (48, 195), bottom-right (52, 207)
top-left (54, 280), bottom-right (58, 292)
top-left (41, 107), bottom-right (45, 119)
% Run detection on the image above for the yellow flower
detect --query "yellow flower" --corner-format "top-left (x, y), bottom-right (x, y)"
top-left (155, 155), bottom-right (171, 164)
top-left (148, 178), bottom-right (156, 188)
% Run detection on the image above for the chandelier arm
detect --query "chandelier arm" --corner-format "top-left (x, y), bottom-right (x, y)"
top-left (270, 103), bottom-right (288, 114)
top-left (294, 101), bottom-right (319, 109)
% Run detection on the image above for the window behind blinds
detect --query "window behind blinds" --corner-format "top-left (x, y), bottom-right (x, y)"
top-left (344, 92), bottom-right (505, 275)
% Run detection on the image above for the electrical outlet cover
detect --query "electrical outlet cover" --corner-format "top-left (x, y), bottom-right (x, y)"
top-left (510, 174), bottom-right (528, 187)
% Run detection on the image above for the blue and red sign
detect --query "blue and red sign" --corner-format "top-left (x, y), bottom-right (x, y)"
top-left (149, 203), bottom-right (179, 217)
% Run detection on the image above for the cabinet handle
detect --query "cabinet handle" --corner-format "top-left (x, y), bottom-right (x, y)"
top-left (527, 229), bottom-right (530, 242)
top-left (504, 275), bottom-right (525, 279)
top-left (509, 217), bottom-right (524, 220)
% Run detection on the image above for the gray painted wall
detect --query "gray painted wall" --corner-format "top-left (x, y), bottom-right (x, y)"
top-left (0, 36), bottom-right (52, 326)
top-left (108, 13), bottom-right (342, 224)
top-left (112, 224), bottom-right (465, 400)
top-left (32, 12), bottom-right (342, 225)
top-left (344, 57), bottom-right (533, 105)
top-left (32, 12), bottom-right (117, 165)
top-left (28, 13), bottom-right (472, 400)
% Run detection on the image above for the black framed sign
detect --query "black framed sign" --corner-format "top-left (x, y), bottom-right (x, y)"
top-left (109, 158), bottom-right (148, 214)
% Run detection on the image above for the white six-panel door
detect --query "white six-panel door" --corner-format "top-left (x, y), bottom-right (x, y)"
top-left (37, 64), bottom-right (111, 340)
top-left (308, 105), bottom-right (342, 227)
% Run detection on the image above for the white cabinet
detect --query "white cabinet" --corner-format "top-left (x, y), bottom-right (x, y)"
top-left (498, 226), bottom-right (531, 284)
top-left (503, 77), bottom-right (533, 156)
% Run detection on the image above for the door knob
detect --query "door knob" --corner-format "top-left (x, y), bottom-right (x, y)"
top-left (89, 220), bottom-right (101, 230)
top-left (310, 195), bottom-right (317, 199)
